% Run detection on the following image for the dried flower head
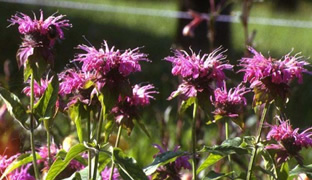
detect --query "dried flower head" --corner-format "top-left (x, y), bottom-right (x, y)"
top-left (165, 47), bottom-right (232, 100)
top-left (9, 10), bottom-right (71, 68)
top-left (211, 82), bottom-right (249, 118)
top-left (266, 117), bottom-right (312, 165)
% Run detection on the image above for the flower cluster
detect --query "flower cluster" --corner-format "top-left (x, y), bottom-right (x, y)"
top-left (266, 117), bottom-right (312, 165)
top-left (165, 47), bottom-right (232, 100)
top-left (211, 83), bottom-right (249, 118)
top-left (9, 10), bottom-right (72, 68)
top-left (151, 144), bottom-right (191, 179)
top-left (239, 47), bottom-right (310, 106)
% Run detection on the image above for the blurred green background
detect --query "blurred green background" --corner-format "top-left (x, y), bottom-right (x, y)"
top-left (1, 0), bottom-right (312, 169)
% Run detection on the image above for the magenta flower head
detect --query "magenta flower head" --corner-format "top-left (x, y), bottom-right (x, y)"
top-left (22, 76), bottom-right (52, 98)
top-left (211, 82), bottom-right (249, 119)
top-left (0, 154), bottom-right (34, 179)
top-left (111, 84), bottom-right (157, 134)
top-left (165, 47), bottom-right (232, 100)
top-left (101, 167), bottom-right (120, 180)
top-left (74, 40), bottom-right (149, 77)
top-left (151, 144), bottom-right (191, 179)
top-left (266, 117), bottom-right (312, 165)
top-left (239, 47), bottom-right (310, 106)
top-left (59, 68), bottom-right (104, 108)
top-left (9, 10), bottom-right (72, 68)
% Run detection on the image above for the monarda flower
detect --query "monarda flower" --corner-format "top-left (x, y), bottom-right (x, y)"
top-left (9, 10), bottom-right (71, 68)
top-left (0, 154), bottom-right (35, 179)
top-left (22, 76), bottom-right (52, 98)
top-left (165, 47), bottom-right (232, 100)
top-left (239, 47), bottom-right (310, 106)
top-left (59, 68), bottom-right (104, 108)
top-left (101, 167), bottom-right (120, 180)
top-left (266, 117), bottom-right (312, 165)
top-left (151, 144), bottom-right (191, 180)
top-left (211, 83), bottom-right (249, 118)
top-left (111, 84), bottom-right (157, 134)
top-left (74, 41), bottom-right (149, 77)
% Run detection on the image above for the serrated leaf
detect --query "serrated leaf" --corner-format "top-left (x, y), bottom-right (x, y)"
top-left (112, 148), bottom-right (148, 180)
top-left (179, 97), bottom-right (196, 114)
top-left (202, 170), bottom-right (234, 180)
top-left (143, 151), bottom-right (184, 175)
top-left (34, 75), bottom-right (59, 123)
top-left (0, 87), bottom-right (28, 126)
top-left (69, 103), bottom-right (87, 143)
top-left (45, 144), bottom-right (87, 180)
top-left (0, 153), bottom-right (41, 180)
top-left (289, 164), bottom-right (312, 177)
top-left (197, 153), bottom-right (224, 174)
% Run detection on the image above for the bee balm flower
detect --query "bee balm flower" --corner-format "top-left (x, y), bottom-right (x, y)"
top-left (9, 10), bottom-right (71, 68)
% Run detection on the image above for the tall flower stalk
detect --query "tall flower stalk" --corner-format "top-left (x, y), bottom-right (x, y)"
top-left (93, 107), bottom-right (104, 180)
top-left (191, 100), bottom-right (198, 180)
top-left (109, 125), bottom-right (122, 180)
top-left (246, 103), bottom-right (269, 180)
top-left (29, 73), bottom-right (40, 179)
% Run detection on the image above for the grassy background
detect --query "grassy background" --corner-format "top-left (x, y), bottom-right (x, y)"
top-left (1, 0), bottom-right (312, 168)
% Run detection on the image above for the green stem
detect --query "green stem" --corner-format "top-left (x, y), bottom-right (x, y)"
top-left (93, 108), bottom-right (104, 180)
top-left (225, 121), bottom-right (232, 168)
top-left (88, 111), bottom-right (92, 180)
top-left (192, 100), bottom-right (198, 180)
top-left (246, 103), bottom-right (269, 180)
top-left (47, 130), bottom-right (52, 167)
top-left (109, 126), bottom-right (122, 180)
top-left (30, 73), bottom-right (40, 180)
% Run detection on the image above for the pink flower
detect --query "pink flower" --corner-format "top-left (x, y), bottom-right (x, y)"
top-left (0, 154), bottom-right (20, 171)
top-left (167, 82), bottom-right (197, 100)
top-left (165, 47), bottom-right (232, 100)
top-left (239, 47), bottom-right (310, 106)
top-left (101, 167), bottom-right (120, 180)
top-left (9, 10), bottom-right (71, 38)
top-left (8, 164), bottom-right (35, 180)
top-left (211, 83), bottom-right (249, 118)
top-left (9, 10), bottom-right (71, 68)
top-left (152, 144), bottom-right (191, 179)
top-left (131, 84), bottom-right (158, 106)
top-left (22, 77), bottom-right (52, 98)
top-left (239, 47), bottom-right (310, 86)
top-left (112, 84), bottom-right (157, 125)
top-left (74, 41), bottom-right (148, 76)
top-left (266, 117), bottom-right (312, 165)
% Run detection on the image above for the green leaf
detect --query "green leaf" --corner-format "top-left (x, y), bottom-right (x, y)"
top-left (69, 103), bottom-right (87, 143)
top-left (0, 87), bottom-right (28, 126)
top-left (289, 164), bottom-right (312, 177)
top-left (134, 119), bottom-right (150, 138)
top-left (197, 153), bottom-right (224, 175)
top-left (143, 150), bottom-right (184, 175)
top-left (277, 162), bottom-right (289, 179)
top-left (45, 144), bottom-right (87, 180)
top-left (197, 137), bottom-right (249, 174)
top-left (112, 148), bottom-right (148, 180)
top-left (200, 137), bottom-right (249, 156)
top-left (202, 170), bottom-right (234, 180)
top-left (0, 153), bottom-right (41, 180)
top-left (260, 149), bottom-right (277, 179)
top-left (63, 165), bottom-right (101, 180)
top-left (179, 97), bottom-right (196, 114)
top-left (98, 151), bottom-right (112, 173)
top-left (24, 60), bottom-right (32, 82)
top-left (34, 75), bottom-right (59, 123)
